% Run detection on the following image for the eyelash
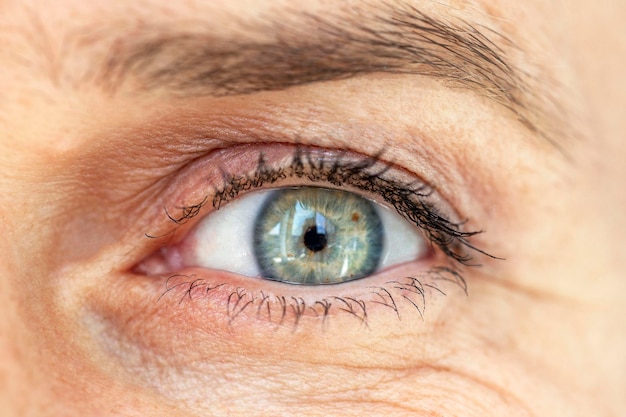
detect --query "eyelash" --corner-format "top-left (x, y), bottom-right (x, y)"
top-left (147, 145), bottom-right (493, 327)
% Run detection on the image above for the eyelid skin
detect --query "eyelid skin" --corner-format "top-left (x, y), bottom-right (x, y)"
top-left (45, 81), bottom-right (509, 275)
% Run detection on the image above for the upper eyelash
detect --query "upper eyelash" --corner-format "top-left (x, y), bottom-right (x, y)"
top-left (162, 145), bottom-right (495, 265)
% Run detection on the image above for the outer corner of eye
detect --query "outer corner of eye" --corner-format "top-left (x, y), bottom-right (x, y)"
top-left (136, 186), bottom-right (430, 286)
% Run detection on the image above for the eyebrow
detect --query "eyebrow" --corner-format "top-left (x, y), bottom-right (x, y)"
top-left (95, 3), bottom-right (560, 147)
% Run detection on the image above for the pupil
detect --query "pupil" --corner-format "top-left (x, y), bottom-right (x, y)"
top-left (303, 226), bottom-right (327, 252)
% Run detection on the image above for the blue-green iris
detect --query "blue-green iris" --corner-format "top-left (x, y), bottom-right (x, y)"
top-left (253, 187), bottom-right (384, 284)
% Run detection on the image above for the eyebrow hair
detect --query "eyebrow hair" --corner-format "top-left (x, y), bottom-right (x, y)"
top-left (95, 3), bottom-right (562, 148)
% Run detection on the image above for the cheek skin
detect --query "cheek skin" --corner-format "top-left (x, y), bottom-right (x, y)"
top-left (67, 265), bottom-right (541, 416)
top-left (0, 260), bottom-right (190, 416)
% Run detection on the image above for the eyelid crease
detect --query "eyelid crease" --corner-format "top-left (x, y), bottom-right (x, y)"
top-left (73, 95), bottom-right (504, 253)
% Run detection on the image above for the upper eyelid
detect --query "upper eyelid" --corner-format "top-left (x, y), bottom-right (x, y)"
top-left (142, 144), bottom-right (492, 267)
top-left (76, 98), bottom-right (496, 234)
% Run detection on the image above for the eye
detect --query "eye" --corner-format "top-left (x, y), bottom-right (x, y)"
top-left (132, 145), bottom-right (487, 326)
top-left (142, 186), bottom-right (428, 285)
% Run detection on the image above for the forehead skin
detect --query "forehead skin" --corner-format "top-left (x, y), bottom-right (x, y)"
top-left (0, 0), bottom-right (625, 417)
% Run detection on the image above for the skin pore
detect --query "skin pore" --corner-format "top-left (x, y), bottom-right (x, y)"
top-left (0, 0), bottom-right (625, 416)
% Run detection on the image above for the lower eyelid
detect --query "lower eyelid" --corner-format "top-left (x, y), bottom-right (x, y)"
top-left (134, 260), bottom-right (465, 330)
top-left (82, 264), bottom-right (468, 402)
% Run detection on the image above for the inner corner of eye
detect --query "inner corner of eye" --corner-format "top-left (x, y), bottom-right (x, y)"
top-left (143, 186), bottom-right (428, 284)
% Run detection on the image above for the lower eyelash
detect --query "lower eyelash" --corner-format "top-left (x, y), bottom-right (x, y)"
top-left (157, 266), bottom-right (467, 328)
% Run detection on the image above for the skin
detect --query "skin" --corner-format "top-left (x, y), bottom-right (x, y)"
top-left (0, 0), bottom-right (625, 416)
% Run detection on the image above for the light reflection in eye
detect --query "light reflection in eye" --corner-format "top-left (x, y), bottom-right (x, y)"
top-left (158, 186), bottom-right (428, 285)
top-left (254, 187), bottom-right (384, 284)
